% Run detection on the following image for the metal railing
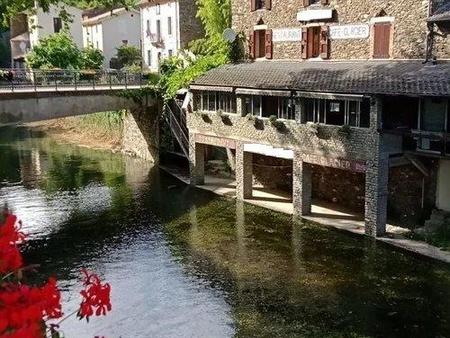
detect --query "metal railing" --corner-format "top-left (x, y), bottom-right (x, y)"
top-left (0, 68), bottom-right (145, 92)
top-left (385, 129), bottom-right (450, 158)
top-left (410, 130), bottom-right (450, 157)
top-left (165, 102), bottom-right (189, 158)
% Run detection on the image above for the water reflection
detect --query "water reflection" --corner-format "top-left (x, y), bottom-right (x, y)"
top-left (0, 126), bottom-right (450, 338)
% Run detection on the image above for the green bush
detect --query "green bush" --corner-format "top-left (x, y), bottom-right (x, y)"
top-left (116, 45), bottom-right (142, 68)
top-left (26, 32), bottom-right (82, 69)
top-left (81, 47), bottom-right (104, 70)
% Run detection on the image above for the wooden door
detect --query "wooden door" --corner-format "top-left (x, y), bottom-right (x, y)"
top-left (373, 23), bottom-right (391, 59)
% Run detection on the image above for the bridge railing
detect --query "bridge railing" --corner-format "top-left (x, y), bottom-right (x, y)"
top-left (0, 69), bottom-right (145, 91)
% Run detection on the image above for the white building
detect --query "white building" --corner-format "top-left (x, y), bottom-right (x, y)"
top-left (82, 8), bottom-right (141, 69)
top-left (10, 4), bottom-right (83, 68)
top-left (139, 0), bottom-right (203, 72)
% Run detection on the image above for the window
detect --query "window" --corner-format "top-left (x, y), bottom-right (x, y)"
top-left (168, 49), bottom-right (173, 57)
top-left (156, 4), bottom-right (161, 14)
top-left (168, 17), bottom-right (172, 35)
top-left (373, 23), bottom-right (392, 59)
top-left (301, 26), bottom-right (329, 59)
top-left (53, 17), bottom-right (62, 33)
top-left (303, 98), bottom-right (370, 128)
top-left (249, 29), bottom-right (273, 59)
top-left (243, 96), bottom-right (294, 119)
top-left (199, 92), bottom-right (235, 113)
top-left (303, 0), bottom-right (329, 6)
top-left (250, 0), bottom-right (271, 11)
top-left (147, 50), bottom-right (152, 66)
top-left (156, 20), bottom-right (161, 40)
top-left (146, 19), bottom-right (151, 36)
top-left (420, 98), bottom-right (448, 132)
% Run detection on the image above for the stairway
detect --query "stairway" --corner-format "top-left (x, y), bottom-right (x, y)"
top-left (164, 98), bottom-right (189, 158)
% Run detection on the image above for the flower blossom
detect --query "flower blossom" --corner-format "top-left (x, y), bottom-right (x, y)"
top-left (78, 269), bottom-right (112, 320)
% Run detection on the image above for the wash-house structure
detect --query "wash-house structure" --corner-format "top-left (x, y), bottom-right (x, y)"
top-left (186, 0), bottom-right (450, 237)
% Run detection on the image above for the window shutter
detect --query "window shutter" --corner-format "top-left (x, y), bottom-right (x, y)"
top-left (250, 0), bottom-right (256, 12)
top-left (320, 0), bottom-right (329, 5)
top-left (320, 25), bottom-right (330, 59)
top-left (303, 0), bottom-right (310, 7)
top-left (266, 0), bottom-right (272, 10)
top-left (265, 29), bottom-right (273, 59)
top-left (373, 23), bottom-right (391, 59)
top-left (301, 27), bottom-right (308, 59)
top-left (249, 32), bottom-right (255, 59)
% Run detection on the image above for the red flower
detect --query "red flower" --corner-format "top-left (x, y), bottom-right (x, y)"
top-left (0, 278), bottom-right (62, 336)
top-left (0, 212), bottom-right (25, 274)
top-left (78, 269), bottom-right (112, 320)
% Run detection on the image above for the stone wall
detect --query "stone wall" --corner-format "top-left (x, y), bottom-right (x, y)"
top-left (187, 111), bottom-right (400, 162)
top-left (178, 0), bottom-right (204, 48)
top-left (388, 161), bottom-right (439, 228)
top-left (252, 154), bottom-right (292, 190)
top-left (122, 97), bottom-right (161, 163)
top-left (312, 165), bottom-right (366, 211)
top-left (232, 0), bottom-right (448, 60)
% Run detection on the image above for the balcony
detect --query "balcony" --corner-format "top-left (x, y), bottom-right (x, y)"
top-left (411, 130), bottom-right (450, 157)
top-left (147, 31), bottom-right (164, 48)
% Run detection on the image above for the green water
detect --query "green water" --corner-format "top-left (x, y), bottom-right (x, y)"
top-left (0, 126), bottom-right (450, 338)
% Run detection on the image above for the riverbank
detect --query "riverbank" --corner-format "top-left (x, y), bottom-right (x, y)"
top-left (26, 112), bottom-right (124, 153)
top-left (160, 164), bottom-right (450, 265)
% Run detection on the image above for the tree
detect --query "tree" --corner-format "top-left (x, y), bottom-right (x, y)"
top-left (115, 45), bottom-right (142, 68)
top-left (26, 32), bottom-right (82, 69)
top-left (81, 47), bottom-right (104, 69)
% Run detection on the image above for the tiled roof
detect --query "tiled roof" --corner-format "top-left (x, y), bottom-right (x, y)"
top-left (192, 61), bottom-right (450, 97)
top-left (429, 2), bottom-right (450, 22)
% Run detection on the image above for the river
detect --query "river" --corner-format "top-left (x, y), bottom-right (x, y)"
top-left (1, 126), bottom-right (450, 338)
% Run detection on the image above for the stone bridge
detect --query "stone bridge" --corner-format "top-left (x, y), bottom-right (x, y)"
top-left (0, 69), bottom-right (146, 123)
top-left (0, 69), bottom-right (161, 163)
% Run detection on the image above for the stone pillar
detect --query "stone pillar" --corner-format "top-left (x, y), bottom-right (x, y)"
top-left (236, 143), bottom-right (253, 200)
top-left (189, 136), bottom-right (205, 185)
top-left (365, 157), bottom-right (389, 237)
top-left (293, 152), bottom-right (312, 216)
top-left (364, 96), bottom-right (388, 237)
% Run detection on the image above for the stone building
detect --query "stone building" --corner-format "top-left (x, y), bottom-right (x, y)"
top-left (185, 0), bottom-right (450, 237)
top-left (232, 0), bottom-right (449, 61)
top-left (139, 0), bottom-right (203, 72)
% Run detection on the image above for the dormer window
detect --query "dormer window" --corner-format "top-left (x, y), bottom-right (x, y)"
top-left (250, 0), bottom-right (271, 11)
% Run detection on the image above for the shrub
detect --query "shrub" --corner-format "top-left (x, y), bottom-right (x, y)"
top-left (81, 47), bottom-right (104, 70)
top-left (116, 45), bottom-right (142, 68)
top-left (26, 32), bottom-right (82, 69)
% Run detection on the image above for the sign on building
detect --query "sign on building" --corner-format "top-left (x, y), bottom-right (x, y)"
top-left (272, 28), bottom-right (302, 42)
top-left (303, 153), bottom-right (367, 173)
top-left (330, 24), bottom-right (370, 40)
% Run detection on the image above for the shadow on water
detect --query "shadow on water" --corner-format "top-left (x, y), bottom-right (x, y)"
top-left (0, 126), bottom-right (450, 337)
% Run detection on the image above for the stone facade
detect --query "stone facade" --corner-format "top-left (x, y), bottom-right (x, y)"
top-left (178, 0), bottom-right (204, 48)
top-left (187, 94), bottom-right (402, 236)
top-left (122, 96), bottom-right (161, 163)
top-left (232, 0), bottom-right (449, 60)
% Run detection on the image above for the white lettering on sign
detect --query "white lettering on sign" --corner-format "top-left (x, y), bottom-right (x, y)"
top-left (302, 153), bottom-right (367, 173)
top-left (272, 28), bottom-right (302, 42)
top-left (329, 24), bottom-right (370, 40)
